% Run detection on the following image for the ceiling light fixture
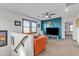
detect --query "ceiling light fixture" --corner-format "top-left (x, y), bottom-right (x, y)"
top-left (65, 8), bottom-right (69, 12)
top-left (45, 16), bottom-right (49, 18)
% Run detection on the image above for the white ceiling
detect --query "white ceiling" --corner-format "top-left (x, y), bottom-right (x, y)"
top-left (0, 3), bottom-right (79, 19)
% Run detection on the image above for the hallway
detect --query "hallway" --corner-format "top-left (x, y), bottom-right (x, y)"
top-left (39, 36), bottom-right (79, 56)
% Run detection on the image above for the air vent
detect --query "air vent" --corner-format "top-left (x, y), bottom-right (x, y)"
top-left (66, 3), bottom-right (76, 7)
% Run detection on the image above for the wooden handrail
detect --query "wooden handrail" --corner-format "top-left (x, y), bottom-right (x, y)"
top-left (14, 36), bottom-right (28, 53)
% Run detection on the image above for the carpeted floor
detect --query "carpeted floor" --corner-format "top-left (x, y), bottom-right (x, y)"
top-left (39, 36), bottom-right (79, 56)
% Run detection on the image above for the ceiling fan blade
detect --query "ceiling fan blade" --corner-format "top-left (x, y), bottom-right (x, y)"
top-left (50, 13), bottom-right (55, 15)
top-left (42, 13), bottom-right (47, 15)
top-left (42, 12), bottom-right (49, 15)
top-left (46, 12), bottom-right (49, 15)
top-left (48, 16), bottom-right (51, 18)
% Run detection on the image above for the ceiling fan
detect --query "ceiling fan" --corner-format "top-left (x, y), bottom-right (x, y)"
top-left (41, 11), bottom-right (56, 18)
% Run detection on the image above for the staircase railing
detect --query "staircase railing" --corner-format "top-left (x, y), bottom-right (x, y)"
top-left (14, 36), bottom-right (28, 53)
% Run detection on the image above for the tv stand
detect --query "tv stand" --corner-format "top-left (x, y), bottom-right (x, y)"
top-left (56, 35), bottom-right (59, 40)
top-left (48, 35), bottom-right (59, 40)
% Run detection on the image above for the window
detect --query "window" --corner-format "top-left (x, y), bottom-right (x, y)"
top-left (31, 21), bottom-right (37, 33)
top-left (70, 25), bottom-right (73, 32)
top-left (22, 19), bottom-right (37, 33)
top-left (23, 20), bottom-right (30, 33)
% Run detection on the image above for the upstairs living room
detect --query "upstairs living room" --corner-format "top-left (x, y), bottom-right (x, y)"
top-left (0, 3), bottom-right (79, 56)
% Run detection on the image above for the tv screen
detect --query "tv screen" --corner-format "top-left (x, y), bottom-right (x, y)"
top-left (46, 28), bottom-right (59, 35)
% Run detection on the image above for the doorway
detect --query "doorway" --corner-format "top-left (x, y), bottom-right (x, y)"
top-left (65, 22), bottom-right (73, 40)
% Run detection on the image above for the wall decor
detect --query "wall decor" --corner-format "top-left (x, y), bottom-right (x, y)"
top-left (0, 30), bottom-right (7, 47)
top-left (38, 24), bottom-right (40, 27)
top-left (14, 21), bottom-right (21, 26)
top-left (76, 18), bottom-right (79, 27)
top-left (11, 36), bottom-right (15, 45)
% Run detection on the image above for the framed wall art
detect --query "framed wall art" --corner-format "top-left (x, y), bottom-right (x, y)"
top-left (0, 30), bottom-right (7, 47)
top-left (11, 36), bottom-right (15, 45)
top-left (76, 18), bottom-right (79, 27)
top-left (38, 24), bottom-right (40, 27)
top-left (14, 21), bottom-right (21, 26)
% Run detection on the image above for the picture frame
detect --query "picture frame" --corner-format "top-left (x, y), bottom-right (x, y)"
top-left (76, 18), bottom-right (79, 27)
top-left (38, 24), bottom-right (40, 27)
top-left (14, 21), bottom-right (21, 26)
top-left (11, 36), bottom-right (15, 45)
top-left (0, 30), bottom-right (7, 47)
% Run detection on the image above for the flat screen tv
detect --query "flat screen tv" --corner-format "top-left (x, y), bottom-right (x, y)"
top-left (46, 28), bottom-right (59, 35)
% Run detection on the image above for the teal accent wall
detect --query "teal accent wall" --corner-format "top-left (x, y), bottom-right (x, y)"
top-left (41, 17), bottom-right (62, 39)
